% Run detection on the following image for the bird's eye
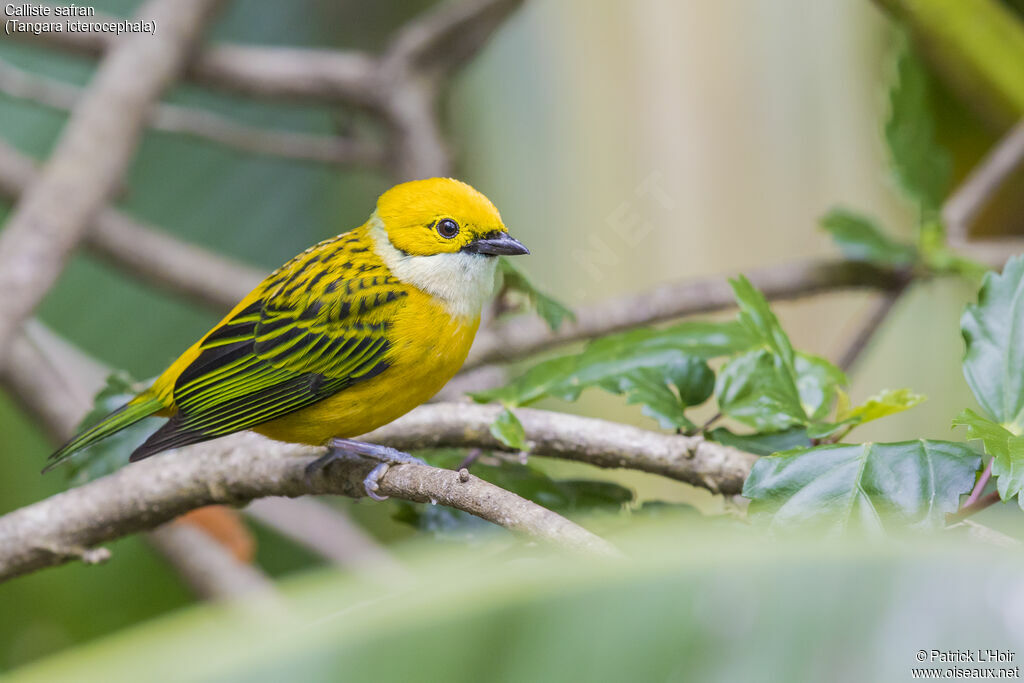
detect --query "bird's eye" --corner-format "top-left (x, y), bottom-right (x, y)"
top-left (436, 218), bottom-right (460, 239)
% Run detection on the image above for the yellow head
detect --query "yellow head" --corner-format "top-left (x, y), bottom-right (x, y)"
top-left (374, 177), bottom-right (527, 257)
top-left (368, 178), bottom-right (529, 318)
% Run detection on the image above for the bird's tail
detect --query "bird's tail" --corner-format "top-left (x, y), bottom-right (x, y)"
top-left (43, 394), bottom-right (166, 473)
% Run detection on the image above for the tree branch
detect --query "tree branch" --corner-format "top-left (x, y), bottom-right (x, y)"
top-left (0, 59), bottom-right (384, 168)
top-left (364, 403), bottom-right (758, 495)
top-left (0, 140), bottom-right (263, 312)
top-left (466, 260), bottom-right (910, 368)
top-left (0, 0), bottom-right (226, 362)
top-left (0, 432), bottom-right (617, 583)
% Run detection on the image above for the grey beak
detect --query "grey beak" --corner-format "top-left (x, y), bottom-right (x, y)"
top-left (464, 233), bottom-right (530, 256)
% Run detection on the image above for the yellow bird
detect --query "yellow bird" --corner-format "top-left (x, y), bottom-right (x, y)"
top-left (46, 178), bottom-right (529, 498)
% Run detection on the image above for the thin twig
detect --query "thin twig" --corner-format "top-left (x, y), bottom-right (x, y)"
top-left (0, 59), bottom-right (385, 168)
top-left (836, 283), bottom-right (909, 372)
top-left (465, 260), bottom-right (910, 369)
top-left (0, 0), bottom-right (227, 363)
top-left (0, 140), bottom-right (263, 312)
top-left (948, 490), bottom-right (1001, 523)
top-left (944, 120), bottom-right (1024, 240)
top-left (962, 459), bottom-right (994, 509)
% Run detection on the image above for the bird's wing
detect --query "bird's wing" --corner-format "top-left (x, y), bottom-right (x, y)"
top-left (130, 253), bottom-right (410, 460)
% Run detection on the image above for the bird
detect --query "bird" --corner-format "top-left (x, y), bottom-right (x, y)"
top-left (45, 177), bottom-right (529, 499)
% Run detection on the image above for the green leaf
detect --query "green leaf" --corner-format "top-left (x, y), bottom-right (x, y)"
top-left (65, 372), bottom-right (158, 486)
top-left (743, 440), bottom-right (980, 533)
top-left (961, 255), bottom-right (1024, 429)
top-left (795, 354), bottom-right (847, 421)
top-left (884, 34), bottom-right (952, 216)
top-left (715, 349), bottom-right (806, 431)
top-left (953, 408), bottom-right (1024, 508)
top-left (715, 351), bottom-right (845, 432)
top-left (819, 207), bottom-right (916, 266)
top-left (489, 407), bottom-right (528, 451)
top-left (498, 258), bottom-right (575, 331)
top-left (715, 277), bottom-right (847, 432)
top-left (473, 321), bottom-right (754, 406)
top-left (606, 358), bottom-right (714, 431)
top-left (836, 388), bottom-right (926, 426)
top-left (731, 275), bottom-right (798, 373)
top-left (707, 427), bottom-right (812, 456)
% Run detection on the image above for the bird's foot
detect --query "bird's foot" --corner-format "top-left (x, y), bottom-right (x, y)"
top-left (305, 438), bottom-right (425, 501)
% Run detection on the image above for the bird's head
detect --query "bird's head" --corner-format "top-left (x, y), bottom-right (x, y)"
top-left (368, 178), bottom-right (529, 318)
top-left (374, 177), bottom-right (528, 258)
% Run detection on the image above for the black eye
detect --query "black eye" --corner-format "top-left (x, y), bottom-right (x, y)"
top-left (436, 218), bottom-right (460, 239)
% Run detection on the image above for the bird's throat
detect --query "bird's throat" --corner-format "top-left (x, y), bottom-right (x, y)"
top-left (368, 215), bottom-right (498, 320)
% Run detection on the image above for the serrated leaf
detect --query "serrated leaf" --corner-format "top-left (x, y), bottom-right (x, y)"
top-left (489, 407), bottom-right (528, 451)
top-left (473, 321), bottom-right (754, 406)
top-left (498, 258), bottom-right (575, 331)
top-left (707, 427), bottom-right (812, 456)
top-left (744, 440), bottom-right (981, 533)
top-left (715, 349), bottom-right (806, 431)
top-left (607, 358), bottom-right (714, 431)
top-left (715, 351), bottom-right (845, 432)
top-left (819, 207), bottom-right (916, 266)
top-left (731, 275), bottom-right (798, 372)
top-left (716, 278), bottom-right (846, 432)
top-left (952, 408), bottom-right (1024, 508)
top-left (885, 35), bottom-right (952, 216)
top-left (836, 388), bottom-right (925, 425)
top-left (961, 255), bottom-right (1024, 430)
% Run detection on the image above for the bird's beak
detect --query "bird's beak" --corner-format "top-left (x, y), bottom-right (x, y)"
top-left (463, 232), bottom-right (530, 256)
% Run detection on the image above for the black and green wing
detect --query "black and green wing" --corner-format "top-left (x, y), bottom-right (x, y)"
top-left (130, 269), bottom-right (408, 461)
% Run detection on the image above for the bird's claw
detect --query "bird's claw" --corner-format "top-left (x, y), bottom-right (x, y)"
top-left (363, 462), bottom-right (391, 501)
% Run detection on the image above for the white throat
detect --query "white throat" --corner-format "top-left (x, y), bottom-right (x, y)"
top-left (369, 215), bottom-right (498, 320)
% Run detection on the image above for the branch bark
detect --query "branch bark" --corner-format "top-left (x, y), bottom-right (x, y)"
top-left (466, 260), bottom-right (910, 368)
top-left (0, 431), bottom-right (617, 583)
top-left (0, 140), bottom-right (263, 312)
top-left (0, 59), bottom-right (385, 168)
top-left (0, 0), bottom-right (226, 362)
top-left (364, 403), bottom-right (758, 495)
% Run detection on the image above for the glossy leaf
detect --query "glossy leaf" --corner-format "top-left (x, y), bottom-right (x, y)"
top-left (884, 36), bottom-right (952, 216)
top-left (473, 321), bottom-right (754, 406)
top-left (707, 427), bottom-right (812, 457)
top-left (715, 351), bottom-right (845, 432)
top-left (819, 207), bottom-right (916, 266)
top-left (961, 255), bottom-right (1024, 429)
top-left (952, 409), bottom-right (1024, 508)
top-left (498, 258), bottom-right (575, 331)
top-left (715, 349), bottom-right (805, 431)
top-left (744, 440), bottom-right (980, 533)
top-left (490, 407), bottom-right (528, 451)
top-left (605, 358), bottom-right (714, 431)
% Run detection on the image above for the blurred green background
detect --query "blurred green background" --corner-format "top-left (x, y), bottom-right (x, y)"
top-left (1, 0), bottom-right (1023, 677)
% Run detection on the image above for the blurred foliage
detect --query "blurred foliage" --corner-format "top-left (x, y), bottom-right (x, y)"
top-left (6, 526), bottom-right (1024, 682)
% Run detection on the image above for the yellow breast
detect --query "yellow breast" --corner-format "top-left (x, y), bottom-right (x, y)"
top-left (252, 291), bottom-right (479, 445)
